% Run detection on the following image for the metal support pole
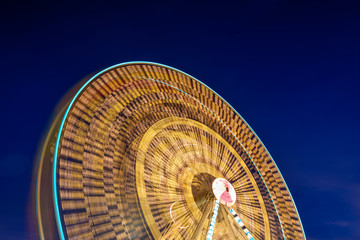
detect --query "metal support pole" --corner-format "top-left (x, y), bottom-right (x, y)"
top-left (206, 200), bottom-right (219, 240)
top-left (229, 208), bottom-right (254, 240)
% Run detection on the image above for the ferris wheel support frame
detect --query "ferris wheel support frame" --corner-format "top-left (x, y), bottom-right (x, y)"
top-left (206, 200), bottom-right (220, 240)
top-left (229, 208), bottom-right (254, 240)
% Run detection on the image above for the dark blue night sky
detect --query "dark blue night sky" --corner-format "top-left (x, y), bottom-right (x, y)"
top-left (1, 1), bottom-right (359, 239)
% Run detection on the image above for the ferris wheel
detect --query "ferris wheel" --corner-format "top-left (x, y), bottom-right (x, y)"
top-left (35, 62), bottom-right (306, 240)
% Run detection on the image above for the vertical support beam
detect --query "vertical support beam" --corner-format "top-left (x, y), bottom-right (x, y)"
top-left (206, 200), bottom-right (220, 240)
top-left (229, 208), bottom-right (254, 240)
top-left (220, 205), bottom-right (237, 239)
top-left (190, 200), bottom-right (213, 240)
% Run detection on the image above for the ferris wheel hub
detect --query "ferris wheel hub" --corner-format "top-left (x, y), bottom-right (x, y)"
top-left (212, 178), bottom-right (236, 207)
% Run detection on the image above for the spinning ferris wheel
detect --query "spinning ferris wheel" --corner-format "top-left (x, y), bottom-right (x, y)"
top-left (35, 62), bottom-right (306, 240)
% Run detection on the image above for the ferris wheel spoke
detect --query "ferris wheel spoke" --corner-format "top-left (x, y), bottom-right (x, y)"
top-left (229, 208), bottom-right (254, 240)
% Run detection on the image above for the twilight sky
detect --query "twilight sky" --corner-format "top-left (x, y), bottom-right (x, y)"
top-left (0, 1), bottom-right (359, 239)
